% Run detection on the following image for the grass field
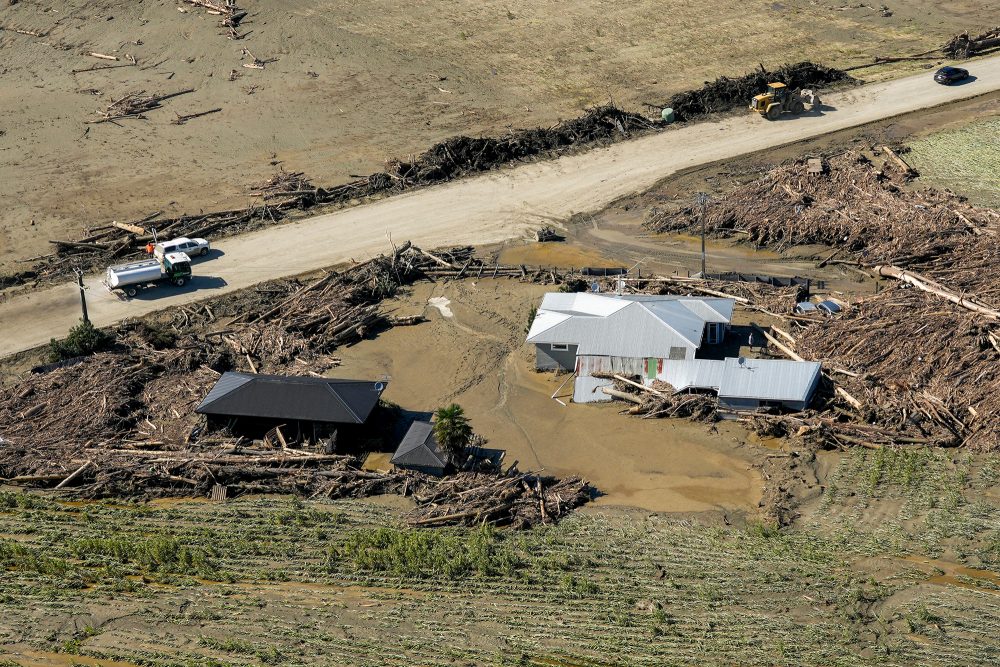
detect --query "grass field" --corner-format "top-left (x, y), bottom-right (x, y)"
top-left (1, 474), bottom-right (999, 666)
top-left (907, 116), bottom-right (1000, 209)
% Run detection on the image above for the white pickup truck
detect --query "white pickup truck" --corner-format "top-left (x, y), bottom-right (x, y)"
top-left (153, 236), bottom-right (211, 259)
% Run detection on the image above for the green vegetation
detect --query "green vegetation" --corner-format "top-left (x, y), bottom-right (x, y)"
top-left (525, 304), bottom-right (537, 334)
top-left (70, 534), bottom-right (219, 577)
top-left (135, 320), bottom-right (179, 350)
top-left (327, 524), bottom-right (519, 578)
top-left (48, 319), bottom-right (114, 362)
top-left (432, 403), bottom-right (473, 458)
top-left (907, 117), bottom-right (1000, 209)
top-left (0, 539), bottom-right (77, 579)
top-left (0, 492), bottom-right (996, 665)
top-left (814, 447), bottom-right (1000, 562)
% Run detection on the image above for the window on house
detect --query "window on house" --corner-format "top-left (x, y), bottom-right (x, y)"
top-left (550, 343), bottom-right (570, 352)
top-left (668, 347), bottom-right (687, 360)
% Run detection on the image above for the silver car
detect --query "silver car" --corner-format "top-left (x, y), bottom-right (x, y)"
top-left (154, 236), bottom-right (210, 258)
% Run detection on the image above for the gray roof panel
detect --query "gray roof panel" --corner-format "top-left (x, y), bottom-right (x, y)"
top-left (718, 358), bottom-right (821, 402)
top-left (195, 372), bottom-right (386, 423)
top-left (526, 293), bottom-right (735, 356)
top-left (391, 421), bottom-right (449, 469)
top-left (659, 359), bottom-right (725, 392)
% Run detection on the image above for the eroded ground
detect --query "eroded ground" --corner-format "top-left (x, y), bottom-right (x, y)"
top-left (1, 0), bottom-right (994, 269)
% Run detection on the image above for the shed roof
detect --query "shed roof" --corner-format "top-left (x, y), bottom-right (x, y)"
top-left (195, 372), bottom-right (386, 423)
top-left (390, 421), bottom-right (449, 470)
top-left (659, 359), bottom-right (726, 392)
top-left (526, 293), bottom-right (735, 354)
top-left (718, 357), bottom-right (821, 402)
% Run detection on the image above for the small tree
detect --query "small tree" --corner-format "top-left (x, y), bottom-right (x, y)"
top-left (524, 304), bottom-right (538, 334)
top-left (433, 403), bottom-right (473, 460)
top-left (48, 319), bottom-right (113, 362)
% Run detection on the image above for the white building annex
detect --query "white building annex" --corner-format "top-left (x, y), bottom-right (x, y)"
top-left (526, 292), bottom-right (821, 410)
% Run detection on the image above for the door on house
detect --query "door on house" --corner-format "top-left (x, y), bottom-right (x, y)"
top-left (646, 358), bottom-right (658, 380)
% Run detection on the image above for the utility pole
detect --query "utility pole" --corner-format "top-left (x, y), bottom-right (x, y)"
top-left (697, 192), bottom-right (709, 277)
top-left (74, 267), bottom-right (89, 324)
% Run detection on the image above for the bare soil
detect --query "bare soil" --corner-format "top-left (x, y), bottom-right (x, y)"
top-left (1, 0), bottom-right (994, 270)
top-left (328, 277), bottom-right (766, 515)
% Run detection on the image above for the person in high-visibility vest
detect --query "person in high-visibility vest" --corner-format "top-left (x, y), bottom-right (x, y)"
top-left (145, 242), bottom-right (155, 254)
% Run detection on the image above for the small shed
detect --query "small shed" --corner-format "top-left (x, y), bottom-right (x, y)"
top-left (717, 357), bottom-right (821, 411)
top-left (390, 421), bottom-right (450, 476)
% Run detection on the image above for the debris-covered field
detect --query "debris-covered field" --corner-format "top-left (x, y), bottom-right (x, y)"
top-left (0, 244), bottom-right (591, 527)
top-left (638, 148), bottom-right (1000, 451)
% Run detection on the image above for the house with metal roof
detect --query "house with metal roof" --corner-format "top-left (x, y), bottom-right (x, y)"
top-left (660, 356), bottom-right (822, 411)
top-left (526, 292), bottom-right (734, 403)
top-left (195, 372), bottom-right (387, 441)
top-left (390, 421), bottom-right (450, 476)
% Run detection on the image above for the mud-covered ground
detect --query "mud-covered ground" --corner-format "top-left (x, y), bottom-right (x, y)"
top-left (1, 0), bottom-right (994, 270)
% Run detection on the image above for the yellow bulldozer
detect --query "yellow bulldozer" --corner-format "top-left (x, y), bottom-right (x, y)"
top-left (749, 82), bottom-right (821, 120)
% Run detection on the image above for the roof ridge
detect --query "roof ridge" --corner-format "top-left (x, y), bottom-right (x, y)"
top-left (323, 381), bottom-right (362, 423)
top-left (634, 300), bottom-right (702, 348)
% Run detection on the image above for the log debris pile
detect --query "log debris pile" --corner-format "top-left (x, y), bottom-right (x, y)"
top-left (644, 151), bottom-right (994, 260)
top-left (602, 375), bottom-right (720, 421)
top-left (638, 150), bottom-right (1000, 450)
top-left (0, 244), bottom-right (592, 524)
top-left (386, 105), bottom-right (656, 184)
top-left (660, 62), bottom-right (853, 121)
top-left (943, 27), bottom-right (1000, 58)
top-left (784, 288), bottom-right (1000, 450)
top-left (404, 470), bottom-right (591, 528)
top-left (11, 106), bottom-right (655, 287)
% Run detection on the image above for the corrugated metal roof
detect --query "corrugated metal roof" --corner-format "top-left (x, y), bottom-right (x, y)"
top-left (195, 372), bottom-right (386, 423)
top-left (718, 358), bottom-right (821, 402)
top-left (658, 360), bottom-right (725, 392)
top-left (391, 421), bottom-right (449, 469)
top-left (526, 293), bottom-right (735, 355)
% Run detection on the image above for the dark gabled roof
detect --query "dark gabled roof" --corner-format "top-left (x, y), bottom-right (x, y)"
top-left (195, 372), bottom-right (386, 424)
top-left (390, 421), bottom-right (449, 470)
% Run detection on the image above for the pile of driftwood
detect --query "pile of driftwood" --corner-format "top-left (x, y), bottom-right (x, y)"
top-left (659, 62), bottom-right (852, 121)
top-left (90, 89), bottom-right (194, 124)
top-left (252, 170), bottom-right (316, 200)
top-left (11, 106), bottom-right (657, 287)
top-left (405, 470), bottom-right (591, 528)
top-left (387, 105), bottom-right (657, 184)
top-left (844, 25), bottom-right (1000, 71)
top-left (942, 26), bottom-right (1000, 59)
top-left (0, 243), bottom-right (593, 523)
top-left (645, 150), bottom-right (992, 261)
top-left (599, 374), bottom-right (720, 421)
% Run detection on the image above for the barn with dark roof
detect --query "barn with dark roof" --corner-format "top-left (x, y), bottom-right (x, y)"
top-left (195, 372), bottom-right (387, 444)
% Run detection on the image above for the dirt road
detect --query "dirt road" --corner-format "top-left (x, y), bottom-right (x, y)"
top-left (3, 56), bottom-right (999, 357)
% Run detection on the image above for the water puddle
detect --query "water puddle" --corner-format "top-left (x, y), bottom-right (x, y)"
top-left (903, 556), bottom-right (1000, 594)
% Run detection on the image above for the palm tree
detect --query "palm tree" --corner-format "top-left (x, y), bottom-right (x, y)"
top-left (433, 403), bottom-right (473, 460)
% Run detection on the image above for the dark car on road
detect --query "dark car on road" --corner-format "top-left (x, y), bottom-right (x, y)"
top-left (934, 66), bottom-right (970, 85)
